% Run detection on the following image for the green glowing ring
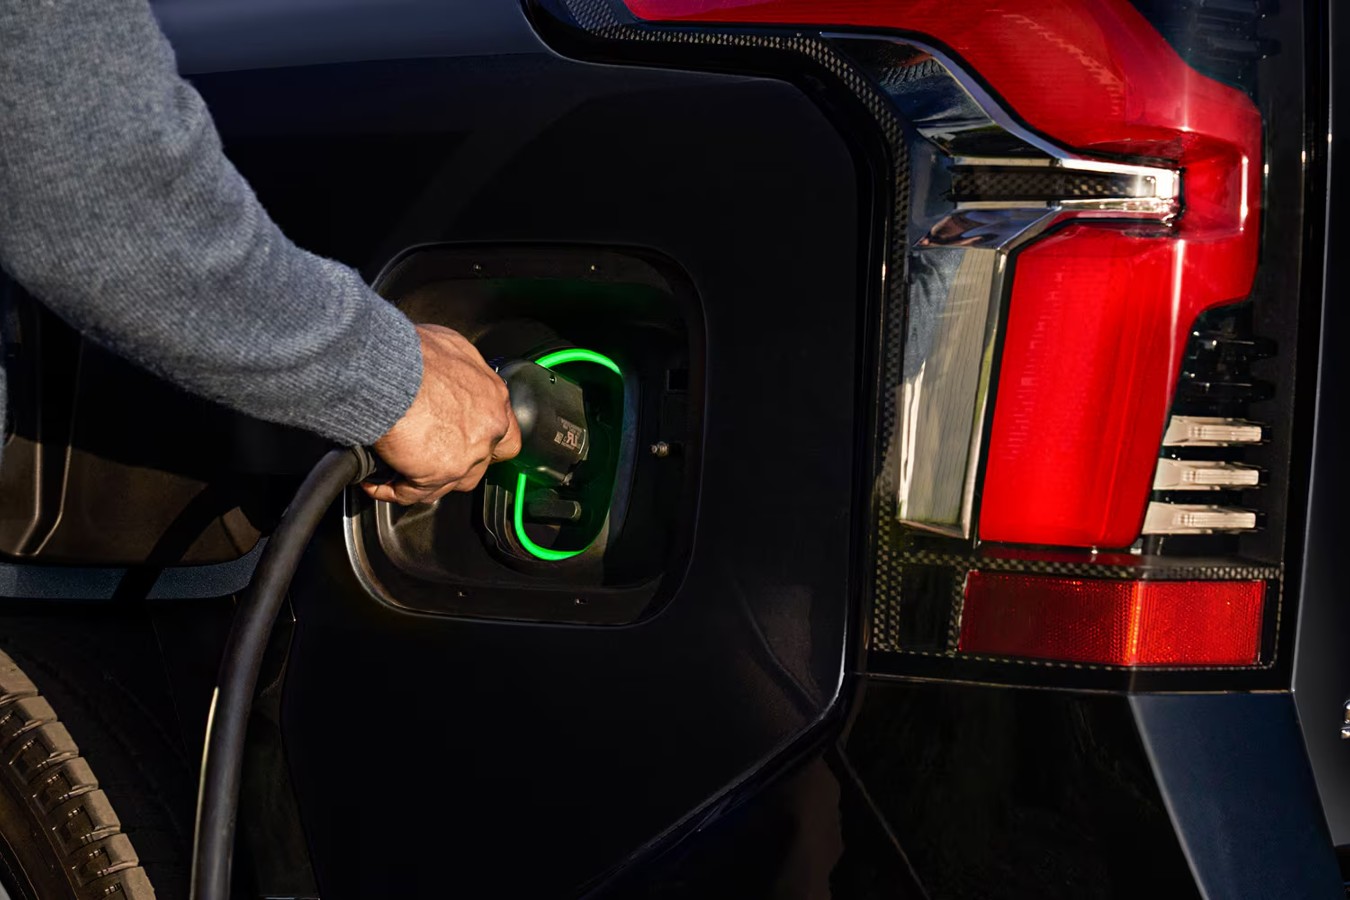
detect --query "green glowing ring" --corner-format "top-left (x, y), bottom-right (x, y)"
top-left (512, 348), bottom-right (621, 561)
top-left (534, 347), bottom-right (622, 376)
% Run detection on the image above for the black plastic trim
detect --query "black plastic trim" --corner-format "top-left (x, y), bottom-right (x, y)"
top-left (1131, 693), bottom-right (1341, 899)
top-left (0, 542), bottom-right (262, 601)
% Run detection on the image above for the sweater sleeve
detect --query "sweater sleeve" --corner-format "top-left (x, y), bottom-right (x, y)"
top-left (0, 0), bottom-right (423, 446)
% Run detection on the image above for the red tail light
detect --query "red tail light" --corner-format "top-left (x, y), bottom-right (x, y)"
top-left (624, 0), bottom-right (1262, 549)
top-left (982, 220), bottom-right (1254, 547)
top-left (532, 0), bottom-right (1308, 683)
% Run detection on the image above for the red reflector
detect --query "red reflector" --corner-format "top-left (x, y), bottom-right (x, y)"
top-left (959, 572), bottom-right (1264, 666)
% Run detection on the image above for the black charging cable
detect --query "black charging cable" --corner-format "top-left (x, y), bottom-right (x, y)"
top-left (190, 446), bottom-right (378, 900)
top-left (189, 359), bottom-right (586, 898)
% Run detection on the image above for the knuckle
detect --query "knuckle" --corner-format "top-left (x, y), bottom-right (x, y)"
top-left (492, 387), bottom-right (512, 420)
top-left (475, 403), bottom-right (511, 445)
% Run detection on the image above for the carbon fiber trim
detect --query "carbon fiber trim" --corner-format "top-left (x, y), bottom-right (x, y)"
top-left (871, 541), bottom-right (1283, 656)
top-left (950, 166), bottom-right (1144, 202)
top-left (888, 551), bottom-right (1280, 581)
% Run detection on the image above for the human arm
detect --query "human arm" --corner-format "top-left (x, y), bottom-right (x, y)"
top-left (0, 0), bottom-right (516, 500)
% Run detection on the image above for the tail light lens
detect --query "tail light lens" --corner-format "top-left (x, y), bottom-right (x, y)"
top-left (531, 0), bottom-right (1312, 685)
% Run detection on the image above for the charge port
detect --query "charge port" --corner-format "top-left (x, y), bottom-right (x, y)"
top-left (345, 244), bottom-right (703, 625)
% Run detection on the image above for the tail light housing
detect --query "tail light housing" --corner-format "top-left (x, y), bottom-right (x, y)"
top-left (530, 0), bottom-right (1314, 686)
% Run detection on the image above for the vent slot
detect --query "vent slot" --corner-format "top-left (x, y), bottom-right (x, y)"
top-left (1150, 305), bottom-right (1270, 536)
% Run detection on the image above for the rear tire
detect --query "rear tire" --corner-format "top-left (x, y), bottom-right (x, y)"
top-left (0, 651), bottom-right (158, 899)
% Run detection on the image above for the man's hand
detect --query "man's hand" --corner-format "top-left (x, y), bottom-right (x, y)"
top-left (364, 324), bottom-right (522, 505)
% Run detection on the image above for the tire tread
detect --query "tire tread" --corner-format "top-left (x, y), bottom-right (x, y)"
top-left (0, 652), bottom-right (157, 899)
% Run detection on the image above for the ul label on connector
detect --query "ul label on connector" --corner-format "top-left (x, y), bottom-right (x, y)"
top-left (553, 417), bottom-right (584, 455)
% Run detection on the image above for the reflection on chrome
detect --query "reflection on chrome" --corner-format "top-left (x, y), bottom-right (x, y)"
top-left (829, 34), bottom-right (1184, 539)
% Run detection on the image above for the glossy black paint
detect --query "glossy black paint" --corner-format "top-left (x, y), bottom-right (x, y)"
top-left (594, 681), bottom-right (1345, 900)
top-left (845, 681), bottom-right (1198, 900)
top-left (591, 742), bottom-right (925, 900)
top-left (154, 0), bottom-right (545, 75)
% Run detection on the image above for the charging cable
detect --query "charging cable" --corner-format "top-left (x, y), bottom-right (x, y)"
top-left (190, 446), bottom-right (377, 900)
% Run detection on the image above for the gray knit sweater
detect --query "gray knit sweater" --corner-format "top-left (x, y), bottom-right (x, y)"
top-left (0, 0), bottom-right (423, 448)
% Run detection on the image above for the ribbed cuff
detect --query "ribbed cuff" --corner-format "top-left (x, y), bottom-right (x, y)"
top-left (313, 296), bottom-right (423, 446)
